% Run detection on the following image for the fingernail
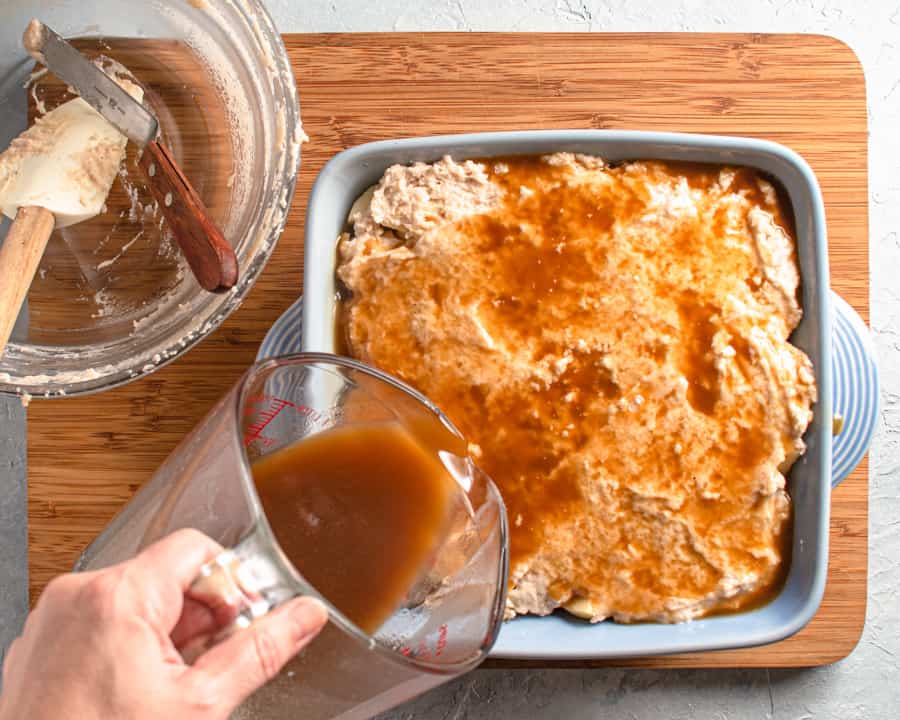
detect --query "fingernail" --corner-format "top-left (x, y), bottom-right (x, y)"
top-left (289, 596), bottom-right (329, 641)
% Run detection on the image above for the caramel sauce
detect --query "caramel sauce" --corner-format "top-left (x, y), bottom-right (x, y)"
top-left (427, 158), bottom-right (644, 560)
top-left (252, 423), bottom-right (454, 634)
top-left (677, 292), bottom-right (721, 415)
top-left (338, 154), bottom-right (804, 621)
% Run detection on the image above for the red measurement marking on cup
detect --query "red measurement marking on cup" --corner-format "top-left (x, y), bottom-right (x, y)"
top-left (399, 624), bottom-right (449, 660)
top-left (435, 624), bottom-right (448, 656)
top-left (243, 396), bottom-right (295, 447)
top-left (243, 395), bottom-right (328, 447)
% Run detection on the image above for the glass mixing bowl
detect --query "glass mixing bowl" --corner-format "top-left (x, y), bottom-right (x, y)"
top-left (0, 0), bottom-right (300, 397)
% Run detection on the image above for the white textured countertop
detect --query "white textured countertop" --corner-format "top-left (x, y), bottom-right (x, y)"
top-left (260, 1), bottom-right (897, 718)
top-left (0, 1), bottom-right (894, 717)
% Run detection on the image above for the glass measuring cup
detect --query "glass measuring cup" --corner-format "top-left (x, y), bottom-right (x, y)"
top-left (74, 353), bottom-right (508, 719)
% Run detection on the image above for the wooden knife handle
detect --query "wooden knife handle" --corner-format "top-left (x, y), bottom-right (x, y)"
top-left (0, 206), bottom-right (55, 356)
top-left (138, 140), bottom-right (238, 292)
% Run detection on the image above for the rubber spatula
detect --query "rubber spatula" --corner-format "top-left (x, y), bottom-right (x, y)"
top-left (0, 92), bottom-right (140, 355)
top-left (24, 20), bottom-right (239, 294)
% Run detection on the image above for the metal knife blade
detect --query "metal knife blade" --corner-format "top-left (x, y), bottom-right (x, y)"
top-left (25, 22), bottom-right (158, 146)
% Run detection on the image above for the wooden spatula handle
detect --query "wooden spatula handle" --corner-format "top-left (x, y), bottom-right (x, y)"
top-left (0, 206), bottom-right (54, 356)
top-left (138, 140), bottom-right (238, 292)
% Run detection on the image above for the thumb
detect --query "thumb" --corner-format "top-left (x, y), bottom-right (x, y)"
top-left (189, 596), bottom-right (329, 709)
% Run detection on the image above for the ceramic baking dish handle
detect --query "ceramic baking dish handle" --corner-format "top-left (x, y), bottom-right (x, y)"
top-left (830, 291), bottom-right (879, 488)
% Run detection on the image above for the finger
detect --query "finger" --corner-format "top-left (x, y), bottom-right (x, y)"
top-left (171, 597), bottom-right (239, 651)
top-left (189, 596), bottom-right (328, 708)
top-left (133, 528), bottom-right (224, 592)
top-left (125, 529), bottom-right (224, 633)
top-left (2, 637), bottom-right (20, 687)
top-left (171, 597), bottom-right (218, 650)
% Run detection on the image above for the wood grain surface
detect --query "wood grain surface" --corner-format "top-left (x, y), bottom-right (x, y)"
top-left (25, 33), bottom-right (868, 668)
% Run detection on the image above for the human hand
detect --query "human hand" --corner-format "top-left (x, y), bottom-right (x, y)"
top-left (0, 529), bottom-right (328, 720)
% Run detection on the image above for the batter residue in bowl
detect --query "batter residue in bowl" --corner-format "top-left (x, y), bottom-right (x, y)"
top-left (336, 153), bottom-right (816, 623)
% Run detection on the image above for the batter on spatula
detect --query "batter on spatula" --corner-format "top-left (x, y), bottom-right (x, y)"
top-left (0, 63), bottom-right (143, 355)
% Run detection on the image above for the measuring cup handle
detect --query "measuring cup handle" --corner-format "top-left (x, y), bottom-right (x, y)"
top-left (191, 550), bottom-right (270, 622)
top-left (182, 533), bottom-right (303, 662)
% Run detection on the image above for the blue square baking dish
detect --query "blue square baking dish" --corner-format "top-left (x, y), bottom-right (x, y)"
top-left (300, 130), bottom-right (832, 659)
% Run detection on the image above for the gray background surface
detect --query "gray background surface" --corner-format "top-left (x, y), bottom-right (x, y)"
top-left (2, 0), bottom-right (898, 717)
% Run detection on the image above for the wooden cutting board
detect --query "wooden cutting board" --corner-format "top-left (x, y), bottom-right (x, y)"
top-left (26, 33), bottom-right (868, 668)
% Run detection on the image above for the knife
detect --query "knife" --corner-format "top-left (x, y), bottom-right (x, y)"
top-left (23, 20), bottom-right (239, 293)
